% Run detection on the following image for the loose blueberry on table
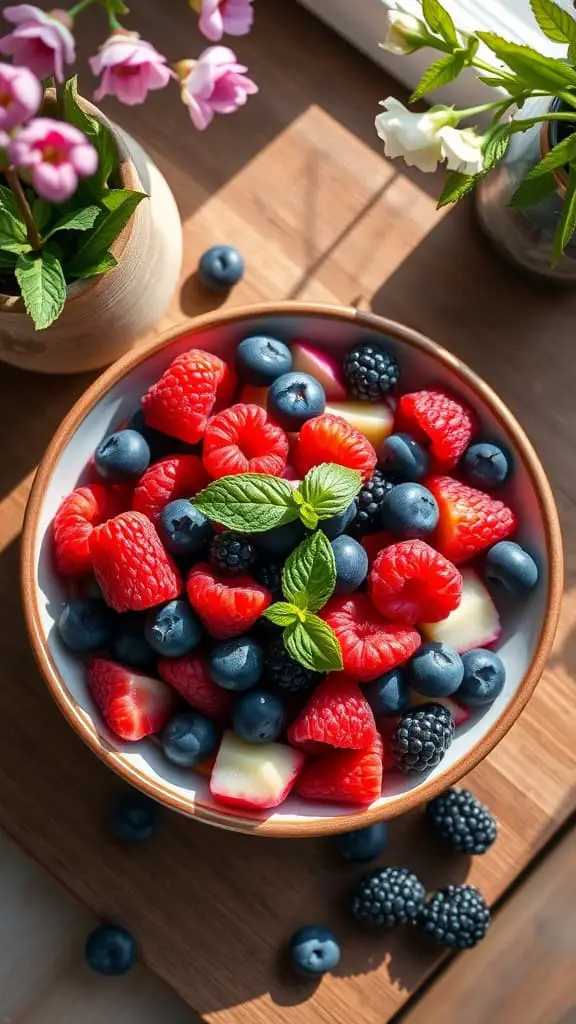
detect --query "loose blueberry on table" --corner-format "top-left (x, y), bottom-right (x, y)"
top-left (289, 925), bottom-right (341, 977)
top-left (52, 327), bottom-right (534, 813)
top-left (85, 923), bottom-right (135, 975)
top-left (197, 244), bottom-right (245, 293)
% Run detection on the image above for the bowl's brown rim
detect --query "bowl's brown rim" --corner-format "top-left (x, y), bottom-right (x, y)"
top-left (20, 302), bottom-right (564, 837)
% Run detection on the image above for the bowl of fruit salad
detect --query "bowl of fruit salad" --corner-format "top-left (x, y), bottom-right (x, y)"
top-left (21, 303), bottom-right (562, 835)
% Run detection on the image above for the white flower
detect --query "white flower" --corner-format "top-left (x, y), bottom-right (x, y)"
top-left (375, 97), bottom-right (452, 173)
top-left (439, 126), bottom-right (485, 175)
top-left (380, 0), bottom-right (429, 55)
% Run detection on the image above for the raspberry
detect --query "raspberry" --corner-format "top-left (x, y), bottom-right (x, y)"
top-left (369, 539), bottom-right (462, 624)
top-left (132, 455), bottom-right (209, 524)
top-left (427, 475), bottom-right (517, 563)
top-left (352, 470), bottom-right (396, 534)
top-left (53, 484), bottom-right (124, 576)
top-left (321, 594), bottom-right (421, 682)
top-left (203, 404), bottom-right (289, 478)
top-left (186, 562), bottom-right (272, 639)
top-left (89, 511), bottom-right (182, 612)
top-left (210, 532), bottom-right (256, 576)
top-left (292, 414), bottom-right (377, 482)
top-left (141, 349), bottom-right (235, 444)
top-left (343, 343), bottom-right (400, 401)
top-left (396, 390), bottom-right (477, 469)
top-left (296, 738), bottom-right (383, 805)
top-left (87, 658), bottom-right (177, 741)
top-left (158, 653), bottom-right (232, 721)
top-left (288, 674), bottom-right (377, 752)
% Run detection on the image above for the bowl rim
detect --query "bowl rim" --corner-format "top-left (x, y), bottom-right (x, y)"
top-left (21, 301), bottom-right (564, 837)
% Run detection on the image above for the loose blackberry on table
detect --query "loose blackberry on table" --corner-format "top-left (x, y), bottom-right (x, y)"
top-left (426, 787), bottom-right (497, 854)
top-left (352, 468), bottom-right (396, 534)
top-left (266, 637), bottom-right (324, 694)
top-left (343, 342), bottom-right (400, 400)
top-left (418, 884), bottom-right (491, 949)
top-left (210, 531), bottom-right (256, 576)
top-left (392, 703), bottom-right (455, 773)
top-left (350, 865), bottom-right (425, 927)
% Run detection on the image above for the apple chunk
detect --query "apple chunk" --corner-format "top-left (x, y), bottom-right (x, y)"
top-left (326, 401), bottom-right (394, 450)
top-left (291, 341), bottom-right (347, 401)
top-left (421, 568), bottom-right (501, 653)
top-left (210, 732), bottom-right (305, 810)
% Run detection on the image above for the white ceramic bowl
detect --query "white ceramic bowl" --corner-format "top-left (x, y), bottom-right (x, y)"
top-left (21, 303), bottom-right (563, 836)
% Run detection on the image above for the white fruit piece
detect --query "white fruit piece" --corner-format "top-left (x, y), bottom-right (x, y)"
top-left (326, 401), bottom-right (394, 450)
top-left (421, 568), bottom-right (501, 653)
top-left (291, 342), bottom-right (348, 401)
top-left (210, 732), bottom-right (305, 810)
top-left (411, 692), bottom-right (470, 726)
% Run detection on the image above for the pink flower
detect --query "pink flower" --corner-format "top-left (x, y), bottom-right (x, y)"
top-left (0, 5), bottom-right (75, 82)
top-left (195, 0), bottom-right (254, 43)
top-left (0, 63), bottom-right (41, 131)
top-left (176, 46), bottom-right (257, 131)
top-left (90, 31), bottom-right (173, 106)
top-left (9, 117), bottom-right (98, 202)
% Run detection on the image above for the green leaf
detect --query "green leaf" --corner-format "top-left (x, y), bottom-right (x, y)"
top-left (299, 463), bottom-right (362, 521)
top-left (65, 190), bottom-right (146, 275)
top-left (282, 531), bottom-right (336, 613)
top-left (0, 183), bottom-right (24, 222)
top-left (264, 602), bottom-right (301, 627)
top-left (62, 76), bottom-right (117, 188)
top-left (0, 250), bottom-right (17, 269)
top-left (67, 251), bottom-right (118, 279)
top-left (193, 474), bottom-right (298, 532)
top-left (0, 236), bottom-right (31, 254)
top-left (529, 0), bottom-right (576, 44)
top-left (32, 197), bottom-right (53, 233)
top-left (569, 41), bottom-right (576, 64)
top-left (483, 126), bottom-right (511, 172)
top-left (14, 251), bottom-right (66, 330)
top-left (509, 173), bottom-right (557, 207)
top-left (0, 204), bottom-right (27, 244)
top-left (523, 130), bottom-right (576, 178)
top-left (298, 502), bottom-right (319, 530)
top-left (552, 163), bottom-right (576, 266)
top-left (411, 53), bottom-right (465, 101)
top-left (98, 0), bottom-right (129, 12)
top-left (44, 205), bottom-right (102, 239)
top-left (284, 614), bottom-right (343, 673)
top-left (476, 32), bottom-right (576, 90)
top-left (437, 171), bottom-right (479, 208)
top-left (422, 0), bottom-right (458, 45)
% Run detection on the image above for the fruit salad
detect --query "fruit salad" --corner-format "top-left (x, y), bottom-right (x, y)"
top-left (51, 332), bottom-right (539, 813)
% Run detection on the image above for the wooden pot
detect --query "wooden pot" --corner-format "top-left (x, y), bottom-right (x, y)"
top-left (0, 107), bottom-right (182, 375)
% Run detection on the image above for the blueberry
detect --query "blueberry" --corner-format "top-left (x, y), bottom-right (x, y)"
top-left (322, 501), bottom-right (356, 540)
top-left (158, 499), bottom-right (212, 556)
top-left (380, 482), bottom-right (439, 538)
top-left (85, 924), bottom-right (135, 975)
top-left (254, 519), bottom-right (306, 557)
top-left (110, 791), bottom-right (159, 843)
top-left (289, 925), bottom-right (341, 977)
top-left (94, 429), bottom-right (150, 483)
top-left (362, 668), bottom-right (410, 716)
top-left (209, 635), bottom-right (264, 690)
top-left (379, 433), bottom-right (429, 481)
top-left (144, 599), bottom-right (203, 658)
top-left (459, 649), bottom-right (506, 706)
top-left (233, 689), bottom-right (286, 743)
top-left (236, 335), bottom-right (292, 386)
top-left (407, 642), bottom-right (464, 698)
top-left (485, 541), bottom-right (538, 594)
top-left (462, 442), bottom-right (510, 489)
top-left (267, 372), bottom-right (325, 431)
top-left (128, 409), bottom-right (176, 461)
top-left (198, 244), bottom-right (245, 292)
top-left (161, 711), bottom-right (218, 767)
top-left (335, 822), bottom-right (389, 862)
top-left (111, 612), bottom-right (154, 668)
top-left (331, 535), bottom-right (368, 594)
top-left (57, 598), bottom-right (113, 653)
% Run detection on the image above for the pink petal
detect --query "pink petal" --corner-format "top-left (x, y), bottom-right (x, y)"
top-left (199, 2), bottom-right (224, 42)
top-left (3, 5), bottom-right (46, 25)
top-left (144, 62), bottom-right (172, 89)
top-left (112, 70), bottom-right (150, 105)
top-left (186, 96), bottom-right (213, 131)
top-left (70, 141), bottom-right (98, 176)
top-left (33, 160), bottom-right (77, 202)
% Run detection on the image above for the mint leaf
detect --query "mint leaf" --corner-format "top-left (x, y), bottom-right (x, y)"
top-left (44, 205), bottom-right (102, 239)
top-left (0, 237), bottom-right (31, 254)
top-left (510, 173), bottom-right (556, 207)
top-left (0, 206), bottom-right (27, 244)
top-left (68, 252), bottom-right (118, 279)
top-left (530, 0), bottom-right (576, 44)
top-left (422, 0), bottom-right (458, 45)
top-left (63, 76), bottom-right (117, 188)
top-left (264, 602), bottom-right (301, 627)
top-left (299, 502), bottom-right (318, 530)
top-left (284, 614), bottom-right (343, 673)
top-left (552, 164), bottom-right (576, 266)
top-left (411, 53), bottom-right (465, 101)
top-left (282, 531), bottom-right (336, 613)
top-left (0, 183), bottom-right (26, 224)
top-left (524, 131), bottom-right (576, 178)
top-left (437, 171), bottom-right (479, 208)
top-left (66, 190), bottom-right (146, 276)
top-left (476, 33), bottom-right (576, 90)
top-left (299, 463), bottom-right (362, 521)
top-left (15, 251), bottom-right (66, 330)
top-left (193, 474), bottom-right (298, 532)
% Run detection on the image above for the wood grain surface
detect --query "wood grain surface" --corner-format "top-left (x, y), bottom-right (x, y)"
top-left (1, 1), bottom-right (575, 1022)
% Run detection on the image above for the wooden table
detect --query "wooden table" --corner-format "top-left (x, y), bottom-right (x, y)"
top-left (1, 2), bottom-right (575, 1021)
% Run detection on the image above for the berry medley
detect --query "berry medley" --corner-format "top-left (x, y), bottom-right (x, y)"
top-left (52, 332), bottom-right (537, 813)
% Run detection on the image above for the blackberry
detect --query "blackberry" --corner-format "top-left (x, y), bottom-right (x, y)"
top-left (266, 637), bottom-right (323, 694)
top-left (344, 343), bottom-right (400, 401)
top-left (350, 866), bottom-right (425, 928)
top-left (253, 559), bottom-right (283, 601)
top-left (352, 469), bottom-right (396, 534)
top-left (210, 532), bottom-right (255, 576)
top-left (418, 884), bottom-right (490, 949)
top-left (426, 788), bottom-right (497, 855)
top-left (392, 703), bottom-right (455, 774)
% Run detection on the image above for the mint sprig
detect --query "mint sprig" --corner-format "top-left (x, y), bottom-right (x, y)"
top-left (282, 530), bottom-right (335, 613)
top-left (284, 615), bottom-right (343, 673)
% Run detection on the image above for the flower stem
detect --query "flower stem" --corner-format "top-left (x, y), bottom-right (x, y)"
top-left (108, 12), bottom-right (123, 29)
top-left (5, 169), bottom-right (41, 250)
top-left (456, 99), bottom-right (512, 119)
top-left (68, 0), bottom-right (97, 18)
top-left (514, 112), bottom-right (576, 129)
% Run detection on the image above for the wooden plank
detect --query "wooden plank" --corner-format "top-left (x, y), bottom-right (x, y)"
top-left (402, 826), bottom-right (576, 1024)
top-left (0, 2), bottom-right (574, 1023)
